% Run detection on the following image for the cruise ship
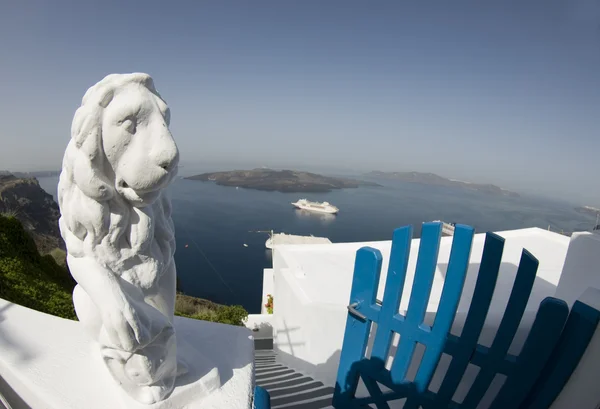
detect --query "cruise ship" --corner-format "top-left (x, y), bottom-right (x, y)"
top-left (432, 220), bottom-right (456, 236)
top-left (292, 199), bottom-right (339, 214)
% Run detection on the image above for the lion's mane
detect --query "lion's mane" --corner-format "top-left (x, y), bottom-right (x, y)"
top-left (58, 73), bottom-right (176, 288)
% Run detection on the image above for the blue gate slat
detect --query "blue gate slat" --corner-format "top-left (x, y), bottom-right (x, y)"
top-left (489, 297), bottom-right (569, 409)
top-left (361, 375), bottom-right (392, 409)
top-left (519, 298), bottom-right (600, 409)
top-left (390, 222), bottom-right (443, 383)
top-left (371, 226), bottom-right (413, 364)
top-left (402, 226), bottom-right (475, 409)
top-left (446, 342), bottom-right (514, 376)
top-left (433, 232), bottom-right (505, 407)
top-left (461, 249), bottom-right (539, 409)
top-left (413, 225), bottom-right (474, 391)
top-left (333, 247), bottom-right (383, 408)
top-left (353, 368), bottom-right (432, 406)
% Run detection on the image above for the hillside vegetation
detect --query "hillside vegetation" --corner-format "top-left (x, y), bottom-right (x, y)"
top-left (0, 214), bottom-right (76, 318)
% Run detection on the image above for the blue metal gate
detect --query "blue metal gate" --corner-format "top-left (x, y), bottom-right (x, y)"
top-left (333, 222), bottom-right (599, 409)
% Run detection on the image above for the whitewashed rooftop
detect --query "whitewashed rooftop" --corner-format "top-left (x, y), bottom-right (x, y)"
top-left (275, 227), bottom-right (570, 316)
top-left (270, 233), bottom-right (331, 247)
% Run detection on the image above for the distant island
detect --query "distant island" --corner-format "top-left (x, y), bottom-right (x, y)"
top-left (186, 169), bottom-right (381, 193)
top-left (0, 170), bottom-right (61, 178)
top-left (367, 171), bottom-right (520, 197)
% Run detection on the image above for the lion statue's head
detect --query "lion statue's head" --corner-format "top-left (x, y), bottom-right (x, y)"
top-left (58, 72), bottom-right (179, 282)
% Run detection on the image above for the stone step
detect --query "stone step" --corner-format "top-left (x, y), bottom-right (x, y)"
top-left (254, 350), bottom-right (333, 409)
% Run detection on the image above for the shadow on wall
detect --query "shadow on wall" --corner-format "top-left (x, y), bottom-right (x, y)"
top-left (278, 319), bottom-right (304, 357)
top-left (276, 347), bottom-right (343, 392)
top-left (438, 262), bottom-right (558, 318)
top-left (169, 319), bottom-right (253, 393)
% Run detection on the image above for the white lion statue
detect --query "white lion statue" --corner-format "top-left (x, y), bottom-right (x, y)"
top-left (58, 73), bottom-right (183, 404)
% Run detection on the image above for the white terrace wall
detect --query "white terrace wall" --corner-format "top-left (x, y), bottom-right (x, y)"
top-left (272, 230), bottom-right (600, 408)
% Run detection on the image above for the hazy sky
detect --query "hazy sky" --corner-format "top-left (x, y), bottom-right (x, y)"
top-left (1, 1), bottom-right (599, 202)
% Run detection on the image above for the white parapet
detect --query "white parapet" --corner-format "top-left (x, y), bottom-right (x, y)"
top-left (555, 231), bottom-right (600, 307)
top-left (261, 269), bottom-right (274, 314)
top-left (0, 299), bottom-right (255, 409)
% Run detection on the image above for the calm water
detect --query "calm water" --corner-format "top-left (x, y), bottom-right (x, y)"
top-left (38, 176), bottom-right (596, 313)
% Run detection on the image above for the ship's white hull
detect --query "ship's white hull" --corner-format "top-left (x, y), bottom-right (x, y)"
top-left (432, 220), bottom-right (456, 236)
top-left (442, 224), bottom-right (455, 236)
top-left (292, 202), bottom-right (339, 214)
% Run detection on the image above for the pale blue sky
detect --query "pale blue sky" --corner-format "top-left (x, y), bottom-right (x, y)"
top-left (0, 1), bottom-right (599, 203)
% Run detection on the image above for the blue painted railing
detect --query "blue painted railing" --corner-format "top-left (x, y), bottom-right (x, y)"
top-left (333, 222), bottom-right (600, 409)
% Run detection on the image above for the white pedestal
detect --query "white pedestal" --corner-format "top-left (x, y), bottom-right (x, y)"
top-left (0, 299), bottom-right (255, 409)
top-left (555, 231), bottom-right (600, 307)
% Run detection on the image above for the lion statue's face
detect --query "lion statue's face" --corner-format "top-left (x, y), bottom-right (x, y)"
top-left (102, 82), bottom-right (179, 206)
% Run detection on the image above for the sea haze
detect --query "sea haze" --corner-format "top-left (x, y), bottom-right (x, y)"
top-left (37, 176), bottom-right (596, 313)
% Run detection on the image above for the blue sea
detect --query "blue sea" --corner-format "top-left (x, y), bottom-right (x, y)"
top-left (38, 175), bottom-right (596, 313)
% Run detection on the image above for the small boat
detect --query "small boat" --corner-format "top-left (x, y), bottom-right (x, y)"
top-left (432, 220), bottom-right (456, 236)
top-left (291, 199), bottom-right (339, 215)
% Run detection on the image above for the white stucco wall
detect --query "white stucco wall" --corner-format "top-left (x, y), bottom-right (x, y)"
top-left (272, 265), bottom-right (348, 385)
top-left (555, 231), bottom-right (600, 307)
top-left (261, 268), bottom-right (273, 314)
top-left (0, 299), bottom-right (255, 409)
top-left (272, 228), bottom-right (572, 398)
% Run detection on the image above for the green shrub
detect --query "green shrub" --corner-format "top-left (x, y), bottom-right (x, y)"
top-left (215, 305), bottom-right (248, 326)
top-left (0, 215), bottom-right (76, 319)
top-left (47, 248), bottom-right (67, 268)
top-left (174, 294), bottom-right (248, 326)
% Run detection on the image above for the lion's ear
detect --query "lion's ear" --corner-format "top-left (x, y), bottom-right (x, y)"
top-left (73, 151), bottom-right (113, 201)
top-left (141, 75), bottom-right (155, 92)
top-left (71, 107), bottom-right (86, 145)
top-left (99, 90), bottom-right (114, 108)
top-left (72, 107), bottom-right (98, 147)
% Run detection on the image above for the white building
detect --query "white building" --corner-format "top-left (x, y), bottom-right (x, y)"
top-left (250, 227), bottom-right (600, 408)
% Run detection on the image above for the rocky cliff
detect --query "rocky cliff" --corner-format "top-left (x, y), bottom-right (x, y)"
top-left (0, 173), bottom-right (64, 254)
